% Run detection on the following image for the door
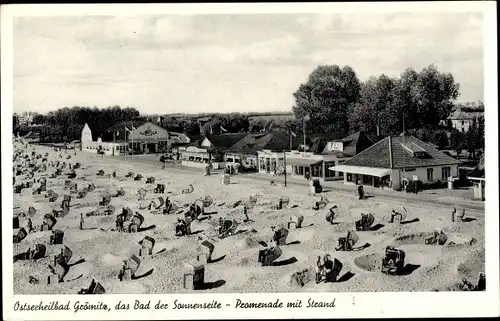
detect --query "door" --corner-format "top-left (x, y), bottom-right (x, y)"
top-left (304, 166), bottom-right (310, 178)
top-left (266, 158), bottom-right (270, 173)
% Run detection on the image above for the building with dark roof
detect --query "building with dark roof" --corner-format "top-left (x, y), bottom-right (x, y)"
top-left (447, 107), bottom-right (484, 133)
top-left (224, 131), bottom-right (291, 171)
top-left (257, 131), bottom-right (375, 181)
top-left (329, 135), bottom-right (462, 190)
top-left (178, 133), bottom-right (247, 169)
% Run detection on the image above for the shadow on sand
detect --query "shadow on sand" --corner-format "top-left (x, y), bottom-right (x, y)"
top-left (337, 271), bottom-right (356, 282)
top-left (132, 268), bottom-right (154, 280)
top-left (353, 243), bottom-right (371, 251)
top-left (398, 264), bottom-right (420, 276)
top-left (272, 257), bottom-right (298, 266)
top-left (199, 279), bottom-right (226, 290)
top-left (189, 230), bottom-right (204, 236)
top-left (208, 255), bottom-right (226, 264)
top-left (462, 217), bottom-right (477, 223)
top-left (138, 225), bottom-right (156, 232)
top-left (286, 240), bottom-right (301, 246)
top-left (401, 218), bottom-right (420, 225)
top-left (68, 258), bottom-right (86, 267)
top-left (370, 224), bottom-right (385, 231)
top-left (232, 229), bottom-right (249, 236)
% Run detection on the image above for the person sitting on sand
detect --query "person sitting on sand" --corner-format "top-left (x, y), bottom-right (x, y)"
top-left (176, 218), bottom-right (187, 236)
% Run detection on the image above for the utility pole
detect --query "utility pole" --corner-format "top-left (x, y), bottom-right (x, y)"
top-left (284, 147), bottom-right (287, 188)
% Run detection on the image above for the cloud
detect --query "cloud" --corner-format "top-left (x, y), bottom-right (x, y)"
top-left (12, 13), bottom-right (484, 114)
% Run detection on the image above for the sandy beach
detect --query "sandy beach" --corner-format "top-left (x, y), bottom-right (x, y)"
top-left (12, 143), bottom-right (485, 294)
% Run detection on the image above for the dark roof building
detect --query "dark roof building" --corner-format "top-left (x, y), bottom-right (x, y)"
top-left (342, 135), bottom-right (461, 169)
top-left (226, 131), bottom-right (292, 154)
top-left (321, 131), bottom-right (375, 158)
top-left (329, 135), bottom-right (462, 190)
top-left (203, 133), bottom-right (248, 151)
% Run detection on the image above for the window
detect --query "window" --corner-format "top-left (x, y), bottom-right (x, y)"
top-left (427, 168), bottom-right (434, 181)
top-left (295, 166), bottom-right (304, 175)
top-left (441, 167), bottom-right (451, 179)
top-left (324, 162), bottom-right (335, 178)
top-left (259, 158), bottom-right (266, 170)
top-left (271, 159), bottom-right (277, 172)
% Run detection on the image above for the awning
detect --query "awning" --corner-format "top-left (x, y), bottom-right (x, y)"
top-left (286, 158), bottom-right (323, 166)
top-left (329, 165), bottom-right (390, 177)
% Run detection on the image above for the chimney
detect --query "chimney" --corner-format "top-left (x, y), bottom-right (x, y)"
top-left (388, 136), bottom-right (393, 169)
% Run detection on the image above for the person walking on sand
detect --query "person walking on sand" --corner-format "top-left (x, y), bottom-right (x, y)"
top-left (27, 218), bottom-right (33, 233)
top-left (80, 213), bottom-right (84, 230)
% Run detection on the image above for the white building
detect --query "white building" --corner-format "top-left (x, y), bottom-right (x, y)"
top-left (329, 135), bottom-right (461, 190)
top-left (447, 108), bottom-right (484, 133)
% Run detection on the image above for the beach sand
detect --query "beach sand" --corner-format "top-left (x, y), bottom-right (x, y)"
top-left (12, 143), bottom-right (485, 294)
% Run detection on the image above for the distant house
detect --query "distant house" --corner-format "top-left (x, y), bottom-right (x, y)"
top-left (81, 123), bottom-right (125, 155)
top-left (467, 155), bottom-right (485, 201)
top-left (179, 133), bottom-right (247, 169)
top-left (447, 108), bottom-right (484, 133)
top-left (329, 135), bottom-right (462, 190)
top-left (105, 120), bottom-right (189, 154)
top-left (81, 120), bottom-right (189, 156)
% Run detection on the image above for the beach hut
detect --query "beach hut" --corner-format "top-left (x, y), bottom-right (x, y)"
top-left (42, 214), bottom-right (57, 231)
top-left (183, 261), bottom-right (205, 290)
top-left (139, 236), bottom-right (155, 256)
top-left (13, 216), bottom-right (20, 229)
top-left (355, 213), bottom-right (375, 231)
top-left (258, 246), bottom-right (283, 267)
top-left (381, 246), bottom-right (406, 275)
top-left (13, 227), bottom-right (27, 243)
top-left (288, 215), bottom-right (304, 230)
top-left (273, 227), bottom-right (289, 246)
top-left (50, 229), bottom-right (64, 245)
top-left (78, 279), bottom-right (105, 294)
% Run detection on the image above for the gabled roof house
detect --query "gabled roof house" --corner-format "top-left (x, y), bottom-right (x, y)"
top-left (330, 135), bottom-right (462, 190)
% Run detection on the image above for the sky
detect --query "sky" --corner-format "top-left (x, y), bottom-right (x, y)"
top-left (13, 12), bottom-right (484, 115)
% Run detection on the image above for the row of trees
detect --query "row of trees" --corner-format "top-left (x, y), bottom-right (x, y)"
top-left (292, 64), bottom-right (460, 136)
top-left (13, 106), bottom-right (141, 142)
top-left (290, 63), bottom-right (485, 159)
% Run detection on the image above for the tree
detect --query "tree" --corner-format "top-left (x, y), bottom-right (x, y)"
top-left (409, 64), bottom-right (460, 129)
top-left (32, 113), bottom-right (45, 124)
top-left (292, 65), bottom-right (361, 135)
top-left (348, 65), bottom-right (460, 136)
top-left (430, 129), bottom-right (449, 150)
top-left (465, 116), bottom-right (485, 159)
top-left (449, 129), bottom-right (466, 159)
top-left (349, 74), bottom-right (397, 134)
